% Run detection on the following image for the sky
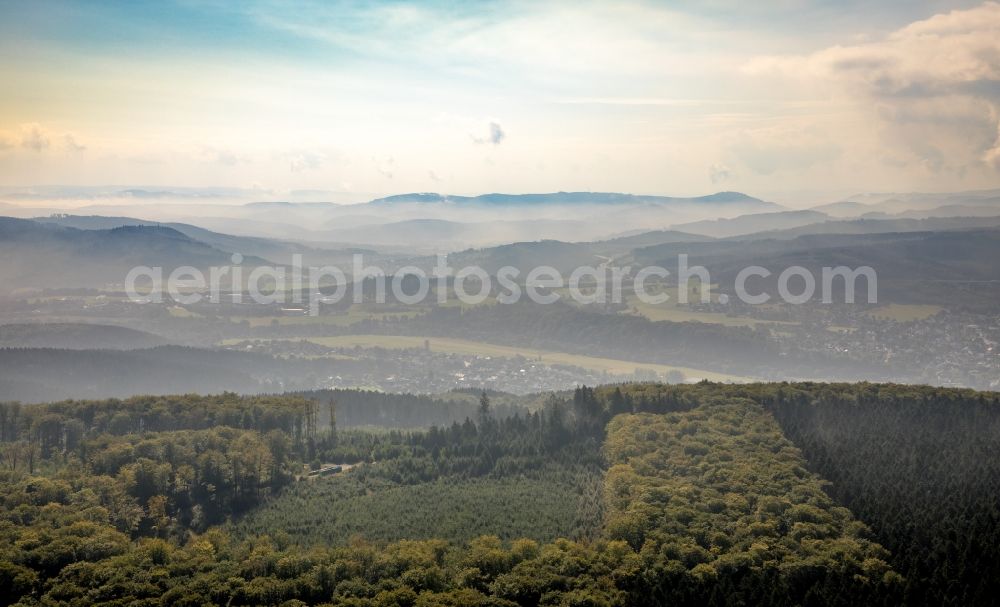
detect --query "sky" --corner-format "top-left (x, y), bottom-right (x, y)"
top-left (1, 0), bottom-right (999, 204)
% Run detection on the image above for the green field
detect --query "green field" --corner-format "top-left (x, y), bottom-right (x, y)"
top-left (227, 334), bottom-right (753, 382)
top-left (167, 305), bottom-right (201, 318)
top-left (621, 292), bottom-right (793, 328)
top-left (625, 298), bottom-right (760, 327)
top-left (868, 303), bottom-right (942, 321)
top-left (230, 304), bottom-right (422, 327)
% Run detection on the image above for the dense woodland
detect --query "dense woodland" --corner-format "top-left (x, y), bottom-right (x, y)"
top-left (762, 384), bottom-right (1000, 606)
top-left (603, 400), bottom-right (899, 606)
top-left (0, 383), bottom-right (997, 605)
top-left (292, 389), bottom-right (528, 430)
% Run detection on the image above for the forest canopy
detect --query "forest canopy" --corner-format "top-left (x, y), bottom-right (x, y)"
top-left (0, 382), bottom-right (997, 605)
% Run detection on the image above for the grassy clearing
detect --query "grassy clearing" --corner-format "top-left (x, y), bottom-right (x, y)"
top-left (167, 306), bottom-right (200, 318)
top-left (621, 292), bottom-right (793, 328)
top-left (231, 304), bottom-right (422, 327)
top-left (625, 299), bottom-right (759, 327)
top-left (867, 303), bottom-right (942, 321)
top-left (231, 467), bottom-right (603, 546)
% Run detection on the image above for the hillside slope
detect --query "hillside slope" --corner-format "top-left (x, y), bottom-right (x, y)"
top-left (0, 323), bottom-right (168, 349)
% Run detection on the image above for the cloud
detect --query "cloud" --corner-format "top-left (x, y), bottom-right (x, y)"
top-left (287, 151), bottom-right (325, 172)
top-left (488, 121), bottom-right (505, 145)
top-left (984, 122), bottom-right (1000, 170)
top-left (249, 2), bottom-right (706, 85)
top-left (0, 124), bottom-right (86, 154)
top-left (63, 134), bottom-right (86, 152)
top-left (746, 3), bottom-right (1000, 95)
top-left (428, 169), bottom-right (442, 182)
top-left (745, 2), bottom-right (1000, 173)
top-left (472, 121), bottom-right (505, 145)
top-left (20, 123), bottom-right (50, 152)
top-left (708, 163), bottom-right (734, 184)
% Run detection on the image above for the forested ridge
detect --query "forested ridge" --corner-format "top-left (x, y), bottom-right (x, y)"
top-left (0, 383), bottom-right (997, 605)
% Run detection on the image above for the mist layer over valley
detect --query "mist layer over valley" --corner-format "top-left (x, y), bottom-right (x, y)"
top-left (1, 186), bottom-right (998, 400)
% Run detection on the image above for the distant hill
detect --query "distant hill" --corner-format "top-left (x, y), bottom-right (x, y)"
top-left (809, 201), bottom-right (872, 217)
top-left (0, 323), bottom-right (168, 349)
top-left (0, 345), bottom-right (333, 403)
top-left (368, 190), bottom-right (781, 210)
top-left (595, 229), bottom-right (715, 248)
top-left (445, 240), bottom-right (599, 274)
top-left (874, 204), bottom-right (1000, 220)
top-left (314, 192), bottom-right (777, 249)
top-left (732, 215), bottom-right (1000, 241)
top-left (671, 210), bottom-right (830, 238)
top-left (419, 230), bottom-right (715, 274)
top-left (327, 218), bottom-right (473, 242)
top-left (634, 228), bottom-right (1000, 309)
top-left (0, 217), bottom-right (228, 264)
top-left (324, 218), bottom-right (593, 249)
top-left (848, 188), bottom-right (1000, 209)
top-left (810, 198), bottom-right (1000, 221)
top-left (635, 229), bottom-right (1000, 281)
top-left (16, 191), bottom-right (783, 248)
top-left (244, 201), bottom-right (339, 209)
top-left (818, 189), bottom-right (1000, 217)
top-left (0, 346), bottom-right (258, 402)
top-left (33, 214), bottom-right (373, 266)
top-left (0, 217), bottom-right (269, 292)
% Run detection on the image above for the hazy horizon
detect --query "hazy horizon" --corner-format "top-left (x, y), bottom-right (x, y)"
top-left (2, 1), bottom-right (1000, 201)
top-left (4, 183), bottom-right (1000, 211)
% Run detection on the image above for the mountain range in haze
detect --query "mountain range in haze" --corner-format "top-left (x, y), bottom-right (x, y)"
top-left (0, 189), bottom-right (784, 250)
top-left (0, 186), bottom-right (998, 308)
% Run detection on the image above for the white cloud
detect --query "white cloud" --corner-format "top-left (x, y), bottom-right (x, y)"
top-left (63, 134), bottom-right (86, 152)
top-left (0, 122), bottom-right (87, 154)
top-left (251, 2), bottom-right (715, 85)
top-left (3, 2), bottom-right (998, 195)
top-left (745, 2), bottom-right (1000, 173)
top-left (708, 163), bottom-right (734, 184)
top-left (472, 121), bottom-right (505, 145)
top-left (0, 124), bottom-right (87, 154)
top-left (20, 123), bottom-right (50, 152)
top-left (287, 151), bottom-right (325, 172)
top-left (984, 122), bottom-right (1000, 170)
